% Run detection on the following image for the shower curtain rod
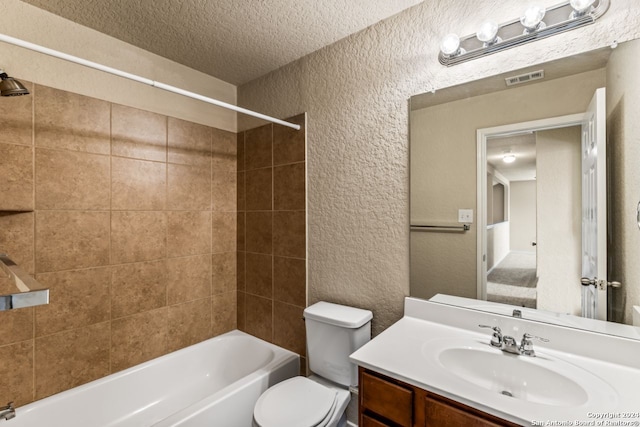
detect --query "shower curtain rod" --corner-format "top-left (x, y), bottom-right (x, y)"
top-left (0, 33), bottom-right (301, 130)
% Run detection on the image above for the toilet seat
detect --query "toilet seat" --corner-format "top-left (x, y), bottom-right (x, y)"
top-left (253, 377), bottom-right (338, 427)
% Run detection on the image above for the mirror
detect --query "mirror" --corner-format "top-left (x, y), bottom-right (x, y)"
top-left (409, 38), bottom-right (640, 339)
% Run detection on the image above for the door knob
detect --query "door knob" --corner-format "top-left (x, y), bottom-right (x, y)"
top-left (607, 281), bottom-right (622, 288)
top-left (581, 277), bottom-right (595, 286)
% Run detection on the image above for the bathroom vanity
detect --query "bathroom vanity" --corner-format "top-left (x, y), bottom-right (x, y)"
top-left (350, 297), bottom-right (640, 426)
top-left (359, 367), bottom-right (518, 426)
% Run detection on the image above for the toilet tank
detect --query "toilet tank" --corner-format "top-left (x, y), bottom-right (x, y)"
top-left (303, 302), bottom-right (373, 387)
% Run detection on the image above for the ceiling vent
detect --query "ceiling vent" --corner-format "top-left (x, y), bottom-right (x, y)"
top-left (505, 70), bottom-right (545, 87)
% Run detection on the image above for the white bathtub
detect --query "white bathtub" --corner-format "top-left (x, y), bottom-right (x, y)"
top-left (7, 330), bottom-right (299, 427)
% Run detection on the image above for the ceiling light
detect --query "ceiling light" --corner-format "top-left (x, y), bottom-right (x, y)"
top-left (503, 153), bottom-right (516, 163)
top-left (521, 5), bottom-right (547, 33)
top-left (440, 33), bottom-right (464, 57)
top-left (477, 21), bottom-right (501, 47)
top-left (569, 0), bottom-right (596, 18)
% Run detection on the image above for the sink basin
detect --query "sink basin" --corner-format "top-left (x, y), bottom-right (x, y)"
top-left (439, 347), bottom-right (587, 406)
top-left (423, 339), bottom-right (619, 408)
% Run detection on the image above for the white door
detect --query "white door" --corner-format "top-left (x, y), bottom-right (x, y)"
top-left (581, 87), bottom-right (607, 320)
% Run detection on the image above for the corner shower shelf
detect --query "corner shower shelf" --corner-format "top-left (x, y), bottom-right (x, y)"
top-left (0, 254), bottom-right (49, 311)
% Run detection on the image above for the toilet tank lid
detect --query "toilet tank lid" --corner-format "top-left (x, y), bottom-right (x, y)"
top-left (304, 302), bottom-right (373, 328)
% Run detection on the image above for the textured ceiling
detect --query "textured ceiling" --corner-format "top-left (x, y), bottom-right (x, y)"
top-left (19, 0), bottom-right (424, 85)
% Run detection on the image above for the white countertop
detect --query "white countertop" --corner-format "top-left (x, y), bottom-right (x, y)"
top-left (350, 298), bottom-right (640, 426)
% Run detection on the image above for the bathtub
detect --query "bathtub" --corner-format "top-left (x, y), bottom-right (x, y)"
top-left (7, 330), bottom-right (299, 427)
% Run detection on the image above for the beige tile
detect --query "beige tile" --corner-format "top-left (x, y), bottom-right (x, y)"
top-left (237, 171), bottom-right (245, 211)
top-left (34, 85), bottom-right (110, 154)
top-left (211, 128), bottom-right (237, 172)
top-left (111, 211), bottom-right (166, 264)
top-left (274, 163), bottom-right (305, 211)
top-left (167, 211), bottom-right (211, 257)
top-left (274, 256), bottom-right (306, 307)
top-left (167, 255), bottom-right (211, 305)
top-left (112, 104), bottom-right (167, 162)
top-left (168, 117), bottom-right (211, 166)
top-left (274, 302), bottom-right (306, 355)
top-left (167, 163), bottom-right (211, 210)
top-left (0, 340), bottom-right (34, 406)
top-left (0, 143), bottom-right (33, 211)
top-left (212, 252), bottom-right (236, 295)
top-left (237, 212), bottom-right (245, 251)
top-left (236, 132), bottom-right (245, 172)
top-left (273, 114), bottom-right (306, 165)
top-left (111, 308), bottom-right (168, 373)
top-left (0, 308), bottom-right (33, 345)
top-left (245, 253), bottom-right (272, 298)
top-left (273, 211), bottom-right (306, 258)
top-left (111, 157), bottom-right (166, 210)
top-left (245, 212), bottom-right (272, 254)
top-left (212, 170), bottom-right (237, 212)
top-left (0, 212), bottom-right (34, 274)
top-left (245, 124), bottom-right (272, 170)
top-left (35, 211), bottom-right (110, 273)
top-left (211, 212), bottom-right (236, 253)
top-left (35, 267), bottom-right (110, 337)
top-left (212, 291), bottom-right (237, 336)
top-left (245, 168), bottom-right (272, 211)
top-left (245, 294), bottom-right (272, 342)
top-left (168, 298), bottom-right (212, 352)
top-left (111, 260), bottom-right (167, 319)
top-left (236, 291), bottom-right (246, 331)
top-left (0, 79), bottom-right (33, 146)
top-left (35, 148), bottom-right (110, 210)
top-left (35, 322), bottom-right (110, 399)
top-left (237, 251), bottom-right (245, 292)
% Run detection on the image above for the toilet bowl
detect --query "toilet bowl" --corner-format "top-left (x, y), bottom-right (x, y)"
top-left (252, 301), bottom-right (372, 427)
top-left (253, 376), bottom-right (350, 427)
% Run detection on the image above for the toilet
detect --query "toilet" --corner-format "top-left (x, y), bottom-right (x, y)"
top-left (253, 301), bottom-right (373, 427)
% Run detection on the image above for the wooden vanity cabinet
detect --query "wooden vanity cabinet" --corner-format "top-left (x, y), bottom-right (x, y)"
top-left (358, 367), bottom-right (520, 427)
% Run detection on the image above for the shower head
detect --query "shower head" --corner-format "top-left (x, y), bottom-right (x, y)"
top-left (0, 70), bottom-right (30, 96)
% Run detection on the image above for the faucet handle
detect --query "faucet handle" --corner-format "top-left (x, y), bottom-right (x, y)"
top-left (478, 324), bottom-right (503, 347)
top-left (519, 333), bottom-right (549, 356)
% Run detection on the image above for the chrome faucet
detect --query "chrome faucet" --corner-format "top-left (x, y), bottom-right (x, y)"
top-left (0, 402), bottom-right (15, 420)
top-left (479, 325), bottom-right (548, 357)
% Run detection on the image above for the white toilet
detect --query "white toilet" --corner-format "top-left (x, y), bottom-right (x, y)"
top-left (253, 301), bottom-right (373, 427)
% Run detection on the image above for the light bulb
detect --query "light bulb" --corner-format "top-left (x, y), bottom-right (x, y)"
top-left (440, 33), bottom-right (463, 57)
top-left (569, 0), bottom-right (595, 18)
top-left (521, 4), bottom-right (546, 32)
top-left (477, 21), bottom-right (500, 46)
top-left (503, 154), bottom-right (516, 163)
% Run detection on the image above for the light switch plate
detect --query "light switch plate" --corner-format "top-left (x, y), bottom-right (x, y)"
top-left (458, 209), bottom-right (473, 223)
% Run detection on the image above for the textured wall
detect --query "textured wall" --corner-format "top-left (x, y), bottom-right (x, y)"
top-left (1, 0), bottom-right (236, 131)
top-left (239, 0), bottom-right (640, 334)
top-left (0, 83), bottom-right (237, 406)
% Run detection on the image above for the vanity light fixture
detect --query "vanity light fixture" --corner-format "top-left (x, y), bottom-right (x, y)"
top-left (503, 152), bottom-right (516, 163)
top-left (438, 0), bottom-right (609, 66)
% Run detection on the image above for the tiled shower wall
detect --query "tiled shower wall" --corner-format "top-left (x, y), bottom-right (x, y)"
top-left (237, 114), bottom-right (307, 365)
top-left (0, 81), bottom-right (238, 405)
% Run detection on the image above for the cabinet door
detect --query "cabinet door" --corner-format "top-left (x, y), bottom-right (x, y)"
top-left (423, 394), bottom-right (515, 427)
top-left (360, 370), bottom-right (413, 427)
top-left (361, 413), bottom-right (394, 427)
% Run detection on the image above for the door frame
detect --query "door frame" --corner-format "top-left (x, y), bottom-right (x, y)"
top-left (476, 113), bottom-right (586, 300)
